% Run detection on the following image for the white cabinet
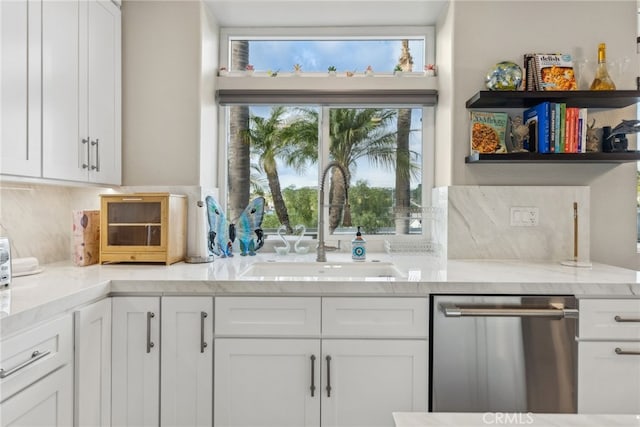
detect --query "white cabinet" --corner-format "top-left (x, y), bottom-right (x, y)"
top-left (0, 0), bottom-right (41, 177)
top-left (214, 297), bottom-right (429, 427)
top-left (0, 364), bottom-right (74, 427)
top-left (578, 298), bottom-right (640, 414)
top-left (111, 297), bottom-right (160, 427)
top-left (161, 296), bottom-right (213, 427)
top-left (112, 296), bottom-right (213, 427)
top-left (41, 0), bottom-right (121, 185)
top-left (320, 339), bottom-right (427, 427)
top-left (215, 339), bottom-right (321, 427)
top-left (74, 298), bottom-right (112, 427)
top-left (0, 314), bottom-right (74, 427)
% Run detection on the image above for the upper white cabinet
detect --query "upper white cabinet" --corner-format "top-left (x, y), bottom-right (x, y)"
top-left (0, 0), bottom-right (42, 177)
top-left (41, 0), bottom-right (121, 185)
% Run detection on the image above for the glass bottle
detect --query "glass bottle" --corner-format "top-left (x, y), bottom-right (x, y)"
top-left (590, 43), bottom-right (616, 90)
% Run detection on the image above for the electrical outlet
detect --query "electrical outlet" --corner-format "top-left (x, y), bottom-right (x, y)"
top-left (510, 207), bottom-right (539, 227)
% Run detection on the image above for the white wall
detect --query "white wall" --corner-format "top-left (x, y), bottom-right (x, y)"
top-left (442, 0), bottom-right (639, 269)
top-left (121, 0), bottom-right (202, 186)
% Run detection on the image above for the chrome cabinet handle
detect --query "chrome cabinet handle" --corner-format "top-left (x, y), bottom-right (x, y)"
top-left (0, 350), bottom-right (51, 379)
top-left (146, 312), bottom-right (155, 353)
top-left (90, 138), bottom-right (100, 171)
top-left (81, 138), bottom-right (90, 169)
top-left (615, 347), bottom-right (640, 356)
top-left (325, 355), bottom-right (332, 397)
top-left (614, 315), bottom-right (640, 323)
top-left (200, 312), bottom-right (208, 353)
top-left (310, 355), bottom-right (316, 397)
top-left (442, 303), bottom-right (577, 319)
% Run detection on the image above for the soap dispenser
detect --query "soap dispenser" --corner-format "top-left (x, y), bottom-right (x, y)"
top-left (352, 226), bottom-right (366, 261)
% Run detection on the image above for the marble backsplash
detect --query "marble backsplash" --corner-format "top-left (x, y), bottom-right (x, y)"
top-left (434, 186), bottom-right (590, 262)
top-left (0, 183), bottom-right (211, 265)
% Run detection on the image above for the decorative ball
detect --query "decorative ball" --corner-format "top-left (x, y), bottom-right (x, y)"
top-left (485, 61), bottom-right (523, 91)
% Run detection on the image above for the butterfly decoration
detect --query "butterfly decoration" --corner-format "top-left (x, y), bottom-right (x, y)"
top-left (205, 196), bottom-right (265, 257)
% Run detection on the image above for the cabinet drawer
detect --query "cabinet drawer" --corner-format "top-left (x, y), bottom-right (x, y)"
top-left (579, 299), bottom-right (640, 340)
top-left (0, 314), bottom-right (73, 401)
top-left (322, 297), bottom-right (428, 338)
top-left (215, 297), bottom-right (320, 336)
top-left (578, 341), bottom-right (640, 414)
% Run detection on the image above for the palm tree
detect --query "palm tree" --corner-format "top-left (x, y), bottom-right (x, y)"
top-left (228, 40), bottom-right (250, 221)
top-left (245, 106), bottom-right (293, 233)
top-left (287, 108), bottom-right (417, 233)
top-left (396, 40), bottom-right (414, 234)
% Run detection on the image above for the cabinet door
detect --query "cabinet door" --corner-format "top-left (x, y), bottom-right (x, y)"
top-left (86, 0), bottom-right (121, 185)
top-left (0, 364), bottom-right (73, 427)
top-left (0, 0), bottom-right (41, 177)
top-left (74, 298), bottom-right (111, 427)
top-left (578, 341), bottom-right (640, 414)
top-left (161, 297), bottom-right (213, 427)
top-left (111, 297), bottom-right (160, 427)
top-left (215, 339), bottom-right (320, 427)
top-left (42, 0), bottom-right (85, 182)
top-left (321, 339), bottom-right (428, 427)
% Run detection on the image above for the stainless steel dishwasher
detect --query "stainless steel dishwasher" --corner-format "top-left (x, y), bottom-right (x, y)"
top-left (430, 295), bottom-right (578, 413)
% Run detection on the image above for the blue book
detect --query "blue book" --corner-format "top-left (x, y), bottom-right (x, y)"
top-left (523, 102), bottom-right (551, 153)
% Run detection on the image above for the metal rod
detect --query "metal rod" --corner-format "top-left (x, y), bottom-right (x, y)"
top-left (442, 303), bottom-right (577, 319)
top-left (614, 315), bottom-right (640, 323)
top-left (146, 312), bottom-right (155, 353)
top-left (325, 355), bottom-right (332, 397)
top-left (310, 355), bottom-right (316, 397)
top-left (573, 202), bottom-right (578, 261)
top-left (0, 350), bottom-right (51, 379)
top-left (615, 347), bottom-right (640, 356)
top-left (200, 312), bottom-right (208, 353)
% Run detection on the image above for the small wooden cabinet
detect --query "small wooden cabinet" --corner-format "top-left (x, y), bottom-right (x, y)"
top-left (100, 193), bottom-right (186, 264)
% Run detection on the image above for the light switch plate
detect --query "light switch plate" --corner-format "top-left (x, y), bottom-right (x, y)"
top-left (510, 207), bottom-right (539, 227)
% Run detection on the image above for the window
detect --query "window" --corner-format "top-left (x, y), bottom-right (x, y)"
top-left (218, 28), bottom-right (436, 241)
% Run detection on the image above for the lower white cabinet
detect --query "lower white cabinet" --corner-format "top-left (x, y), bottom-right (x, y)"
top-left (214, 297), bottom-right (429, 427)
top-left (577, 298), bottom-right (640, 414)
top-left (74, 298), bottom-right (112, 427)
top-left (111, 296), bottom-right (213, 427)
top-left (578, 341), bottom-right (640, 414)
top-left (0, 364), bottom-right (74, 427)
top-left (320, 339), bottom-right (427, 427)
top-left (112, 297), bottom-right (160, 427)
top-left (161, 296), bottom-right (213, 427)
top-left (215, 339), bottom-right (320, 427)
top-left (0, 314), bottom-right (74, 427)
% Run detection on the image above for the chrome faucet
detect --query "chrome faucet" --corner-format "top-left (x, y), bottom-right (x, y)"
top-left (317, 161), bottom-right (351, 262)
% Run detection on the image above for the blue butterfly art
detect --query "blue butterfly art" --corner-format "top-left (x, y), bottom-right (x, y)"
top-left (204, 196), bottom-right (265, 257)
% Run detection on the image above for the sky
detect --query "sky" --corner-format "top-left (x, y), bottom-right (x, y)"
top-left (241, 39), bottom-right (425, 191)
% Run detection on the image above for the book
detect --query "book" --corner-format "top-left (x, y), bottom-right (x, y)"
top-left (469, 111), bottom-right (509, 154)
top-left (553, 103), bottom-right (562, 152)
top-left (533, 53), bottom-right (578, 91)
top-left (523, 102), bottom-right (551, 153)
top-left (578, 108), bottom-right (588, 152)
top-left (549, 103), bottom-right (556, 153)
top-left (559, 103), bottom-right (566, 152)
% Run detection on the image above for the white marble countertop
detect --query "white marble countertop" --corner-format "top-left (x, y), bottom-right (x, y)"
top-left (393, 412), bottom-right (640, 427)
top-left (1, 252), bottom-right (639, 336)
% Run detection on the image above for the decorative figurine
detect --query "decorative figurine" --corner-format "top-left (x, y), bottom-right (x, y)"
top-left (205, 196), bottom-right (265, 257)
top-left (602, 119), bottom-right (640, 152)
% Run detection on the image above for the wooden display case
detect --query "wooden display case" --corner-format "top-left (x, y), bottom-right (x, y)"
top-left (100, 193), bottom-right (187, 265)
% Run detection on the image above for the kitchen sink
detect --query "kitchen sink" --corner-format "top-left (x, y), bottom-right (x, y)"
top-left (239, 261), bottom-right (405, 280)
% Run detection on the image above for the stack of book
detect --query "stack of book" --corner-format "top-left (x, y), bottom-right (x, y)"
top-left (523, 102), bottom-right (588, 153)
top-left (524, 53), bottom-right (578, 91)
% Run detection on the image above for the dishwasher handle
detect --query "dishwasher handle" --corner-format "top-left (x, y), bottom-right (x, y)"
top-left (441, 303), bottom-right (578, 319)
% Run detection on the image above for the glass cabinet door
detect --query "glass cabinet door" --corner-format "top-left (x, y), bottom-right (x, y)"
top-left (106, 200), bottom-right (163, 246)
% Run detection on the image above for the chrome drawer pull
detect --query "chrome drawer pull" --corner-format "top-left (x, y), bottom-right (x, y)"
top-left (615, 347), bottom-right (640, 356)
top-left (146, 312), bottom-right (155, 353)
top-left (0, 350), bottom-right (51, 379)
top-left (614, 315), bottom-right (640, 323)
top-left (200, 312), bottom-right (208, 353)
top-left (310, 354), bottom-right (316, 397)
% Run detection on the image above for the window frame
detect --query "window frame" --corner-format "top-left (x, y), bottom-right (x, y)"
top-left (216, 26), bottom-right (437, 242)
